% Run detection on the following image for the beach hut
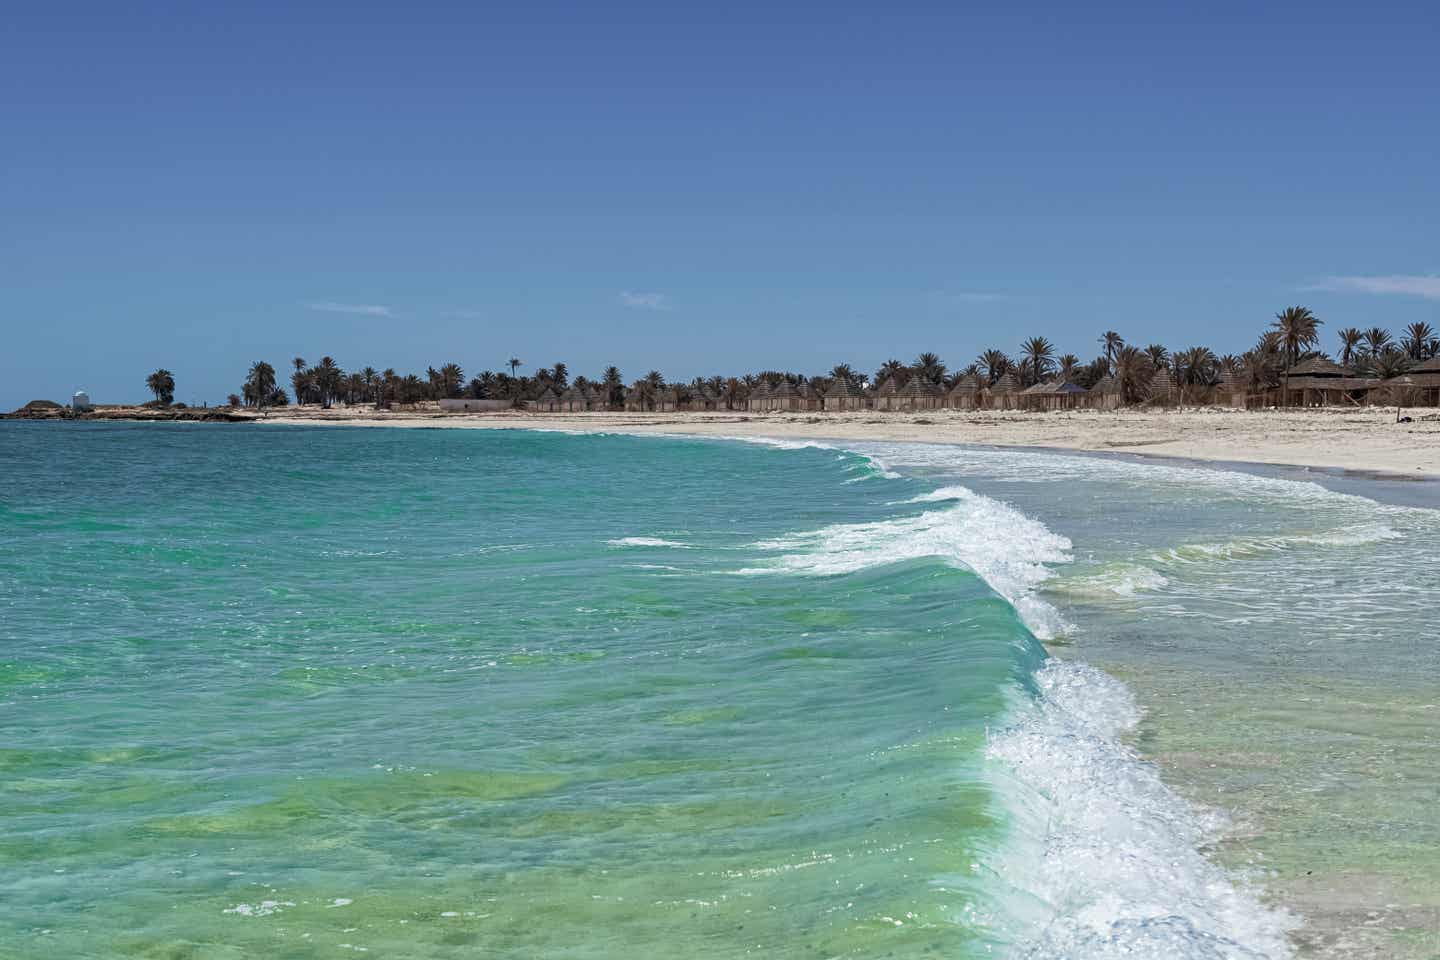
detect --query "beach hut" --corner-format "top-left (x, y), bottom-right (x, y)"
top-left (747, 381), bottom-right (771, 412)
top-left (1016, 380), bottom-right (1050, 412)
top-left (1148, 368), bottom-right (1177, 404)
top-left (1213, 369), bottom-right (1249, 408)
top-left (894, 376), bottom-right (943, 411)
top-left (535, 388), bottom-right (561, 412)
top-left (623, 384), bottom-right (645, 411)
top-left (1403, 356), bottom-right (1440, 406)
top-left (987, 373), bottom-right (1020, 410)
top-left (1087, 375), bottom-right (1123, 410)
top-left (825, 377), bottom-right (865, 411)
top-left (1280, 357), bottom-right (1368, 407)
top-left (559, 386), bottom-right (583, 412)
top-left (71, 390), bottom-right (93, 412)
top-left (945, 373), bottom-right (982, 410)
top-left (768, 380), bottom-right (805, 412)
top-left (873, 376), bottom-right (901, 412)
top-left (655, 387), bottom-right (678, 412)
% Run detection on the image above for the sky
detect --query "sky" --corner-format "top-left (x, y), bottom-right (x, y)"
top-left (2, 0), bottom-right (1438, 407)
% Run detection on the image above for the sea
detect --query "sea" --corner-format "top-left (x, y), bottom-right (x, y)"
top-left (2, 422), bottom-right (1436, 959)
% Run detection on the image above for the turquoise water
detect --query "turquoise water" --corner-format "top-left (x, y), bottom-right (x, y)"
top-left (1, 425), bottom-right (1045, 958)
top-left (3, 424), bottom-right (1435, 958)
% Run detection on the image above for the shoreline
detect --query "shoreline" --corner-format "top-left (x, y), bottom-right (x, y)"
top-left (249, 406), bottom-right (1440, 487)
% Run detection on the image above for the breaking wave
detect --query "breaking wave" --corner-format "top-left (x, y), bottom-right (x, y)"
top-left (731, 457), bottom-right (1295, 958)
top-left (986, 660), bottom-right (1296, 959)
top-left (736, 484), bottom-right (1074, 640)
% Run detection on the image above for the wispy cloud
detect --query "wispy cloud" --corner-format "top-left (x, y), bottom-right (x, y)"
top-left (1305, 275), bottom-right (1440, 300)
top-left (306, 301), bottom-right (394, 317)
top-left (926, 290), bottom-right (1008, 304)
top-left (619, 291), bottom-right (670, 311)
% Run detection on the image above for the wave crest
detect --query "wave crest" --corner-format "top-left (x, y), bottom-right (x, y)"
top-left (986, 660), bottom-right (1296, 959)
top-left (739, 484), bottom-right (1074, 640)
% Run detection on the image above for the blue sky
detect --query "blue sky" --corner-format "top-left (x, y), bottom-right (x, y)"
top-left (2, 0), bottom-right (1437, 406)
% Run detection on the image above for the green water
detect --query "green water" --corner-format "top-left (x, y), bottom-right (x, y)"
top-left (5, 424), bottom-right (1434, 959)
top-left (0, 424), bottom-right (1042, 959)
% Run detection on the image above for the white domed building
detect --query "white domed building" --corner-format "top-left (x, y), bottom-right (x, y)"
top-left (72, 390), bottom-right (93, 412)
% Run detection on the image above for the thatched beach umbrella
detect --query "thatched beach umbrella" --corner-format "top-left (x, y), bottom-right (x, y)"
top-left (824, 377), bottom-right (865, 411)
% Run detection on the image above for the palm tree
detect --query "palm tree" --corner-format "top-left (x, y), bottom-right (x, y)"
top-left (829, 363), bottom-right (855, 385)
top-left (226, 393), bottom-right (242, 408)
top-left (1098, 331), bottom-right (1125, 370)
top-left (1112, 346), bottom-right (1154, 404)
top-left (1401, 322), bottom-right (1435, 361)
top-left (1174, 346), bottom-right (1218, 404)
top-left (145, 369), bottom-right (175, 405)
top-left (313, 357), bottom-right (343, 407)
top-left (360, 366), bottom-right (379, 405)
top-left (380, 368), bottom-right (397, 408)
top-left (913, 352), bottom-right (947, 384)
top-left (1020, 337), bottom-right (1055, 381)
top-left (1335, 327), bottom-right (1364, 367)
top-left (1144, 344), bottom-right (1170, 371)
top-left (1057, 354), bottom-right (1081, 382)
top-left (602, 366), bottom-right (624, 409)
top-left (1363, 327), bottom-right (1391, 357)
top-left (724, 376), bottom-right (743, 410)
top-left (508, 357), bottom-right (524, 378)
top-left (1372, 347), bottom-right (1411, 379)
top-left (976, 349), bottom-right (1011, 385)
top-left (1272, 306), bottom-right (1322, 404)
top-left (438, 362), bottom-right (465, 398)
top-left (642, 370), bottom-right (665, 411)
top-left (290, 366), bottom-right (312, 405)
top-left (873, 358), bottom-right (906, 386)
top-left (244, 361), bottom-right (277, 408)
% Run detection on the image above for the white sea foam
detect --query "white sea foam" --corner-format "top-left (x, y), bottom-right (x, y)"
top-left (738, 484), bottom-right (1074, 640)
top-left (985, 660), bottom-right (1296, 959)
top-left (1153, 523), bottom-right (1400, 565)
top-left (224, 900), bottom-right (294, 917)
top-left (1049, 562), bottom-right (1171, 598)
top-left (606, 537), bottom-right (692, 549)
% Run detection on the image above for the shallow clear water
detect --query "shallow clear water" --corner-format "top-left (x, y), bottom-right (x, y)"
top-left (2, 423), bottom-right (1435, 958)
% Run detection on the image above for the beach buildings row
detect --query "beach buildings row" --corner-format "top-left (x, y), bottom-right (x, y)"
top-left (455, 356), bottom-right (1440, 415)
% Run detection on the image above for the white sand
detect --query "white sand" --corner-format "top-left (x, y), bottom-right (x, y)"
top-left (260, 406), bottom-right (1440, 478)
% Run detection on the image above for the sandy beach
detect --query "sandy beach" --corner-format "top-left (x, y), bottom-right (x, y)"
top-left (259, 406), bottom-right (1440, 479)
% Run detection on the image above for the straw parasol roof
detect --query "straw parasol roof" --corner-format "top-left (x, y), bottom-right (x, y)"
top-left (896, 376), bottom-right (942, 399)
top-left (826, 378), bottom-right (863, 399)
top-left (947, 373), bottom-right (982, 398)
top-left (1285, 356), bottom-right (1354, 378)
top-left (769, 380), bottom-right (798, 399)
top-left (1089, 374), bottom-right (1121, 395)
top-left (1149, 368), bottom-right (1176, 395)
top-left (990, 373), bottom-right (1020, 395)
